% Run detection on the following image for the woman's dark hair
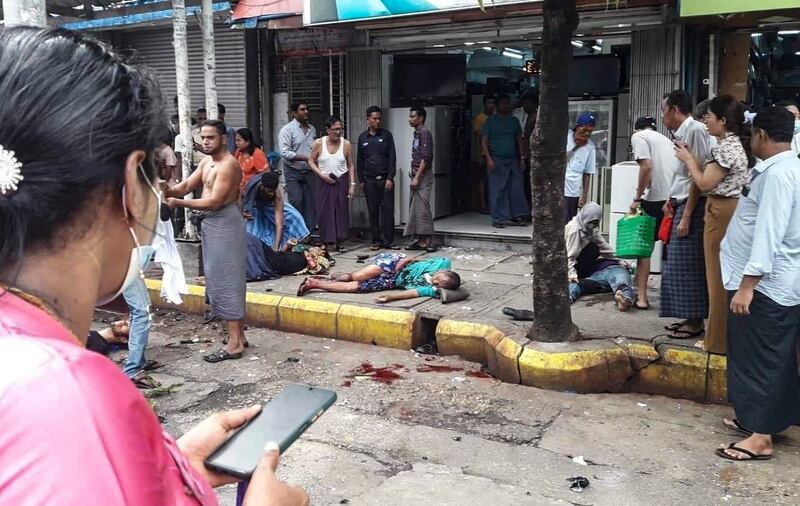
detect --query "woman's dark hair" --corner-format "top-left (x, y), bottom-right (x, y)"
top-left (752, 106), bottom-right (794, 143)
top-left (236, 128), bottom-right (256, 155)
top-left (708, 95), bottom-right (754, 167)
top-left (0, 27), bottom-right (168, 271)
top-left (325, 116), bottom-right (343, 129)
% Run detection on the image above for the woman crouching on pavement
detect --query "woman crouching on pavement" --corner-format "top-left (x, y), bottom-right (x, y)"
top-left (0, 27), bottom-right (307, 506)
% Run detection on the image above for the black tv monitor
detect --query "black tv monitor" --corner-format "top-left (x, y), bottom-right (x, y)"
top-left (569, 56), bottom-right (621, 97)
top-left (392, 55), bottom-right (466, 105)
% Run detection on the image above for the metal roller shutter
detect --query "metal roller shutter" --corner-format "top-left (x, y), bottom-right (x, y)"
top-left (120, 23), bottom-right (247, 130)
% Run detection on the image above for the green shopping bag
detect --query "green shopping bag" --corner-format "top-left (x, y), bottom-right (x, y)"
top-left (616, 208), bottom-right (656, 259)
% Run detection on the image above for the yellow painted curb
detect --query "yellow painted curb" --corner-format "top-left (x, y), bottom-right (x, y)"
top-left (706, 354), bottom-right (727, 404)
top-left (490, 335), bottom-right (526, 384)
top-left (436, 319), bottom-right (499, 365)
top-left (145, 279), bottom-right (206, 314)
top-left (277, 296), bottom-right (340, 338)
top-left (626, 345), bottom-right (708, 402)
top-left (245, 292), bottom-right (283, 327)
top-left (519, 343), bottom-right (632, 393)
top-left (337, 304), bottom-right (420, 350)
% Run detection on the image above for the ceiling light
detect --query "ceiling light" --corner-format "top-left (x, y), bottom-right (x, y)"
top-left (796, 51), bottom-right (800, 55)
top-left (751, 32), bottom-right (763, 37)
top-left (464, 42), bottom-right (476, 46)
top-left (504, 47), bottom-right (523, 54)
top-left (482, 46), bottom-right (493, 51)
top-left (476, 40), bottom-right (490, 44)
top-left (571, 40), bottom-right (584, 48)
top-left (778, 30), bottom-right (800, 35)
top-left (432, 44), bottom-right (446, 48)
top-left (592, 45), bottom-right (602, 52)
top-left (596, 39), bottom-right (603, 44)
top-left (502, 51), bottom-right (524, 60)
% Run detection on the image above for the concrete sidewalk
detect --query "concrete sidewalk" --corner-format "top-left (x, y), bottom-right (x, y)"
top-left (152, 241), bottom-right (725, 404)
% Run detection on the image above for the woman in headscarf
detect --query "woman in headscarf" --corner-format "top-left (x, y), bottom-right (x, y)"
top-left (242, 171), bottom-right (310, 252)
top-left (0, 27), bottom-right (306, 505)
top-left (565, 202), bottom-right (635, 310)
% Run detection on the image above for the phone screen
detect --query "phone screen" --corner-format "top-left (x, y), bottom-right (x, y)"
top-left (205, 384), bottom-right (337, 479)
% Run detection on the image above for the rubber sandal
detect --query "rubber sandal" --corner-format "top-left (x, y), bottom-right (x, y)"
top-left (723, 418), bottom-right (754, 436)
top-left (385, 244), bottom-right (401, 250)
top-left (370, 244), bottom-right (382, 251)
top-left (203, 349), bottom-right (243, 363)
top-left (203, 311), bottom-right (220, 325)
top-left (296, 278), bottom-right (310, 297)
top-left (131, 372), bottom-right (160, 389)
top-left (716, 444), bottom-right (772, 461)
top-left (405, 242), bottom-right (425, 251)
top-left (635, 301), bottom-right (650, 310)
top-left (669, 329), bottom-right (704, 339)
top-left (426, 246), bottom-right (439, 253)
top-left (415, 342), bottom-right (439, 355)
top-left (222, 337), bottom-right (250, 348)
top-left (336, 245), bottom-right (347, 253)
top-left (664, 321), bottom-right (687, 331)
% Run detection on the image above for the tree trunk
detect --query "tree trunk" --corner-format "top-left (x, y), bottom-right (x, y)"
top-left (173, 0), bottom-right (197, 240)
top-left (528, 0), bottom-right (580, 342)
top-left (201, 0), bottom-right (219, 120)
top-left (2, 0), bottom-right (46, 26)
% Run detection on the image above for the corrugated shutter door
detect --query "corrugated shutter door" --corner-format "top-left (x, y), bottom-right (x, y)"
top-left (120, 23), bottom-right (246, 130)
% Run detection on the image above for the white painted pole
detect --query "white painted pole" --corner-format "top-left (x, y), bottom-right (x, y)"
top-left (173, 0), bottom-right (197, 240)
top-left (201, 0), bottom-right (219, 120)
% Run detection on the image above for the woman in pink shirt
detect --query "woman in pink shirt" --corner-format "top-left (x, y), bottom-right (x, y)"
top-left (0, 27), bottom-right (307, 506)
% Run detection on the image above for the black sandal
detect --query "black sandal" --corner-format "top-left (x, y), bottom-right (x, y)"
top-left (669, 328), bottom-right (704, 339)
top-left (222, 337), bottom-right (250, 348)
top-left (297, 278), bottom-right (311, 297)
top-left (405, 242), bottom-right (425, 251)
top-left (144, 360), bottom-right (165, 371)
top-left (203, 349), bottom-right (243, 363)
top-left (716, 444), bottom-right (772, 461)
top-left (336, 244), bottom-right (347, 253)
top-left (131, 372), bottom-right (160, 389)
top-left (723, 418), bottom-right (753, 436)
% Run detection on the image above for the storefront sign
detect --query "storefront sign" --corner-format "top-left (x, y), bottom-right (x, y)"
top-left (680, 0), bottom-right (800, 17)
top-left (304, 0), bottom-right (534, 25)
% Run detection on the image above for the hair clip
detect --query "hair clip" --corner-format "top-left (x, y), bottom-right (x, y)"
top-left (0, 145), bottom-right (23, 195)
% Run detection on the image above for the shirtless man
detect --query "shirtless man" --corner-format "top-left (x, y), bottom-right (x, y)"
top-left (163, 120), bottom-right (248, 362)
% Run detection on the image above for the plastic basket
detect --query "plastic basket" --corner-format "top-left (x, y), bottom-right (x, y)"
top-left (615, 209), bottom-right (656, 259)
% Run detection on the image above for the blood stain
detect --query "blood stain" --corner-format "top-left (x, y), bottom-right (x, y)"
top-left (346, 362), bottom-right (405, 385)
top-left (340, 380), bottom-right (352, 388)
top-left (465, 370), bottom-right (493, 379)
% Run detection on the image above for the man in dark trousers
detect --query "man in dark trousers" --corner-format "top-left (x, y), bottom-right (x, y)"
top-left (358, 106), bottom-right (398, 250)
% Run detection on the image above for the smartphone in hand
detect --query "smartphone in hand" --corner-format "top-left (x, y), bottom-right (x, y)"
top-left (205, 384), bottom-right (337, 479)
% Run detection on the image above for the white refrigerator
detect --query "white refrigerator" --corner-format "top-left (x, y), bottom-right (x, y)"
top-left (609, 161), bottom-right (663, 273)
top-left (387, 106), bottom-right (453, 226)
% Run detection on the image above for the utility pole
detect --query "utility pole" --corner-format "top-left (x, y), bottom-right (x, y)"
top-left (2, 0), bottom-right (47, 27)
top-left (173, 0), bottom-right (197, 240)
top-left (200, 0), bottom-right (218, 119)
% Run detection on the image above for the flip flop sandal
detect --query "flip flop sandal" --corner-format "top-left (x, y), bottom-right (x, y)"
top-left (336, 245), bottom-right (347, 253)
top-left (723, 418), bottom-right (754, 436)
top-left (635, 301), bottom-right (650, 310)
top-left (669, 329), bottom-right (705, 339)
top-left (144, 360), bottom-right (165, 371)
top-left (426, 246), bottom-right (439, 253)
top-left (131, 373), bottom-right (160, 389)
top-left (370, 244), bottom-right (382, 251)
top-left (664, 321), bottom-right (688, 331)
top-left (296, 279), bottom-right (310, 297)
top-left (203, 349), bottom-right (243, 363)
top-left (405, 242), bottom-right (425, 251)
top-left (716, 444), bottom-right (772, 461)
top-left (385, 244), bottom-right (401, 250)
top-left (415, 343), bottom-right (439, 355)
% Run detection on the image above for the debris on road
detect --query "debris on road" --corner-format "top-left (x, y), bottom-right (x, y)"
top-left (572, 456), bottom-right (588, 466)
top-left (568, 476), bottom-right (590, 493)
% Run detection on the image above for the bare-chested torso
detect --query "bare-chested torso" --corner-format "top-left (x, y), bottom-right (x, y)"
top-left (197, 153), bottom-right (242, 207)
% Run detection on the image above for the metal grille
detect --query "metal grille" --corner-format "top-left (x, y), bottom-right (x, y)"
top-left (282, 54), bottom-right (346, 135)
top-left (629, 28), bottom-right (682, 137)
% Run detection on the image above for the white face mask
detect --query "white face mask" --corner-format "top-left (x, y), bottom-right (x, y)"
top-left (96, 165), bottom-right (162, 306)
top-left (794, 119), bottom-right (800, 136)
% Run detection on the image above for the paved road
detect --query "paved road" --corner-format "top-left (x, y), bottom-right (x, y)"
top-left (102, 310), bottom-right (800, 505)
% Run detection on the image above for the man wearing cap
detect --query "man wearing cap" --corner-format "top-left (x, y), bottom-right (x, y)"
top-left (564, 113), bottom-right (597, 222)
top-left (629, 116), bottom-right (677, 309)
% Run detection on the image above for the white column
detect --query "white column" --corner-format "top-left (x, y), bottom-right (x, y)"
top-left (201, 0), bottom-right (219, 120)
top-left (173, 0), bottom-right (197, 240)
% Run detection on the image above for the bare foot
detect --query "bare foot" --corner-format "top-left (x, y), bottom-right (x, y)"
top-left (615, 290), bottom-right (632, 312)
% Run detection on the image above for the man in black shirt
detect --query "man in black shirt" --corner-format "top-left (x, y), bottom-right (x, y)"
top-left (357, 106), bottom-right (398, 250)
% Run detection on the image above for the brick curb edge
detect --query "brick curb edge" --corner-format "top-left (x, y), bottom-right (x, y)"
top-left (146, 280), bottom-right (726, 404)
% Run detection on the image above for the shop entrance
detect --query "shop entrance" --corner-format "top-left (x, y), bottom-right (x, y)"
top-left (382, 35), bottom-right (631, 240)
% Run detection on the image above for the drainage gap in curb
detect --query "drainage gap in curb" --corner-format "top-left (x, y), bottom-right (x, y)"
top-left (415, 316), bottom-right (440, 354)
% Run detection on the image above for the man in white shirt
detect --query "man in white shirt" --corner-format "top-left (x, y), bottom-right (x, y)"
top-left (716, 106), bottom-right (800, 462)
top-left (628, 116), bottom-right (676, 309)
top-left (564, 112), bottom-right (597, 222)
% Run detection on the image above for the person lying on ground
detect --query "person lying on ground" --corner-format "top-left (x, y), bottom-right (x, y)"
top-left (85, 320), bottom-right (129, 356)
top-left (246, 237), bottom-right (332, 281)
top-left (503, 203), bottom-right (634, 321)
top-left (296, 252), bottom-right (460, 302)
